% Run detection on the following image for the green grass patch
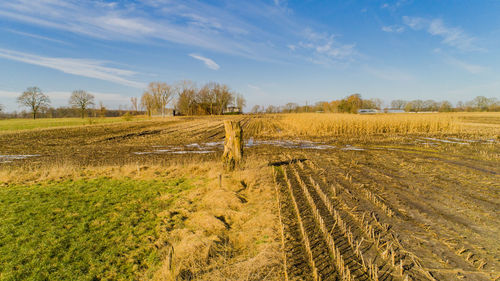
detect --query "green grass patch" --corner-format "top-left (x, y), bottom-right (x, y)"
top-left (0, 177), bottom-right (194, 280)
top-left (0, 117), bottom-right (142, 132)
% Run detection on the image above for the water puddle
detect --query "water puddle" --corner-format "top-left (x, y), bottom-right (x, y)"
top-left (341, 145), bottom-right (365, 151)
top-left (0, 154), bottom-right (40, 163)
top-left (415, 137), bottom-right (499, 146)
top-left (133, 138), bottom-right (338, 155)
top-left (420, 137), bottom-right (470, 145)
top-left (246, 138), bottom-right (335, 149)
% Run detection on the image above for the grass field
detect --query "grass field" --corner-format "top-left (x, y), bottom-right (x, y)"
top-left (0, 112), bottom-right (498, 280)
top-left (0, 177), bottom-right (194, 280)
top-left (0, 117), bottom-right (150, 132)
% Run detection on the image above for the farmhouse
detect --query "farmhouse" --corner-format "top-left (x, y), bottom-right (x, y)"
top-left (358, 109), bottom-right (379, 114)
top-left (223, 106), bottom-right (242, 115)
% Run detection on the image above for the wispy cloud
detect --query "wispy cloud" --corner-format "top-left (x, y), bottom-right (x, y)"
top-left (0, 90), bottom-right (19, 99)
top-left (3, 28), bottom-right (70, 45)
top-left (247, 84), bottom-right (261, 91)
top-left (289, 29), bottom-right (356, 65)
top-left (0, 48), bottom-right (146, 88)
top-left (189, 54), bottom-right (220, 70)
top-left (363, 65), bottom-right (414, 81)
top-left (0, 0), bottom-right (290, 61)
top-left (46, 91), bottom-right (132, 104)
top-left (381, 25), bottom-right (405, 33)
top-left (402, 16), bottom-right (481, 51)
top-left (0, 0), bottom-right (349, 65)
top-left (381, 0), bottom-right (409, 11)
top-left (445, 57), bottom-right (486, 74)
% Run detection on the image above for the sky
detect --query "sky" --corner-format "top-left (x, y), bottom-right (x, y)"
top-left (0, 0), bottom-right (499, 112)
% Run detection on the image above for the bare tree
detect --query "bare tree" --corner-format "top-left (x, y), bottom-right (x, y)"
top-left (144, 82), bottom-right (175, 117)
top-left (69, 90), bottom-right (95, 118)
top-left (0, 103), bottom-right (3, 113)
top-left (471, 96), bottom-right (495, 111)
top-left (130, 97), bottom-right (138, 112)
top-left (438, 101), bottom-right (453, 112)
top-left (265, 105), bottom-right (277, 113)
top-left (405, 100), bottom-right (424, 112)
top-left (98, 101), bottom-right (107, 117)
top-left (176, 80), bottom-right (198, 115)
top-left (235, 94), bottom-right (246, 111)
top-left (214, 83), bottom-right (234, 115)
top-left (140, 92), bottom-right (155, 117)
top-left (284, 102), bottom-right (299, 113)
top-left (391, 99), bottom-right (408, 110)
top-left (17, 87), bottom-right (50, 119)
top-left (250, 105), bottom-right (262, 114)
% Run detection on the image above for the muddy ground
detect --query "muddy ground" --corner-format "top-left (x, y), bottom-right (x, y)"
top-left (1, 115), bottom-right (499, 280)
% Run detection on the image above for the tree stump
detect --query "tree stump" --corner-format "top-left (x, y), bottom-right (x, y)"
top-left (222, 120), bottom-right (243, 171)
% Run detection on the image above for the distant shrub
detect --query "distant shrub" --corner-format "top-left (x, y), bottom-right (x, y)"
top-left (122, 112), bottom-right (133, 121)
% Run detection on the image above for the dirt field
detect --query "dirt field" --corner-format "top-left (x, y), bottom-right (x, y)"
top-left (1, 113), bottom-right (499, 280)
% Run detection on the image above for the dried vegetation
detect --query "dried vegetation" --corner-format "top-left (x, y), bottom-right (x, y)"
top-left (0, 112), bottom-right (499, 280)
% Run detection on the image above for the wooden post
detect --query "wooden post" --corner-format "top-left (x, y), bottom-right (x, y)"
top-left (222, 120), bottom-right (243, 171)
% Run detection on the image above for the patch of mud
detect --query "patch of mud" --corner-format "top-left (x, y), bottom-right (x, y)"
top-left (0, 154), bottom-right (40, 163)
top-left (415, 137), bottom-right (498, 146)
top-left (414, 139), bottom-right (439, 146)
top-left (133, 149), bottom-right (214, 155)
top-left (246, 138), bottom-right (335, 150)
top-left (133, 139), bottom-right (337, 155)
top-left (421, 137), bottom-right (470, 145)
top-left (341, 145), bottom-right (365, 151)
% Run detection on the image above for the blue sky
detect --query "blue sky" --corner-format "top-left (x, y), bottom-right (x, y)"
top-left (0, 0), bottom-right (499, 111)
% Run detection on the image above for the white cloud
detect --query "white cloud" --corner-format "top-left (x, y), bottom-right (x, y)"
top-left (445, 57), bottom-right (486, 74)
top-left (381, 0), bottom-right (409, 11)
top-left (402, 16), bottom-right (481, 51)
top-left (46, 91), bottom-right (130, 102)
top-left (188, 54), bottom-right (220, 70)
top-left (0, 48), bottom-right (146, 88)
top-left (0, 0), bottom-right (291, 61)
top-left (381, 25), bottom-right (405, 33)
top-left (0, 1), bottom-right (358, 68)
top-left (290, 29), bottom-right (356, 65)
top-left (0, 90), bottom-right (19, 99)
top-left (363, 65), bottom-right (414, 81)
top-left (247, 84), bottom-right (261, 91)
top-left (3, 28), bottom-right (70, 45)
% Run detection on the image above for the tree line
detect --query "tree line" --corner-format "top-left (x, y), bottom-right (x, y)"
top-left (1, 82), bottom-right (246, 119)
top-left (1, 89), bottom-right (498, 119)
top-left (250, 94), bottom-right (500, 114)
top-left (140, 81), bottom-right (245, 116)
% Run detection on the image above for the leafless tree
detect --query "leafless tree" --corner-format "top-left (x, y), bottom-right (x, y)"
top-left (391, 99), bottom-right (408, 110)
top-left (98, 101), bottom-right (107, 117)
top-left (17, 87), bottom-right (50, 119)
top-left (141, 92), bottom-right (155, 117)
top-left (283, 102), bottom-right (298, 113)
top-left (438, 101), bottom-right (453, 112)
top-left (130, 97), bottom-right (138, 112)
top-left (176, 80), bottom-right (198, 115)
top-left (69, 90), bottom-right (95, 118)
top-left (144, 82), bottom-right (175, 117)
top-left (251, 105), bottom-right (262, 114)
top-left (235, 94), bottom-right (246, 111)
top-left (214, 83), bottom-right (233, 115)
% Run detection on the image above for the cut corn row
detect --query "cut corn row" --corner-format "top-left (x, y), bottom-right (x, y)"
top-left (272, 168), bottom-right (289, 281)
top-left (282, 167), bottom-right (320, 281)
